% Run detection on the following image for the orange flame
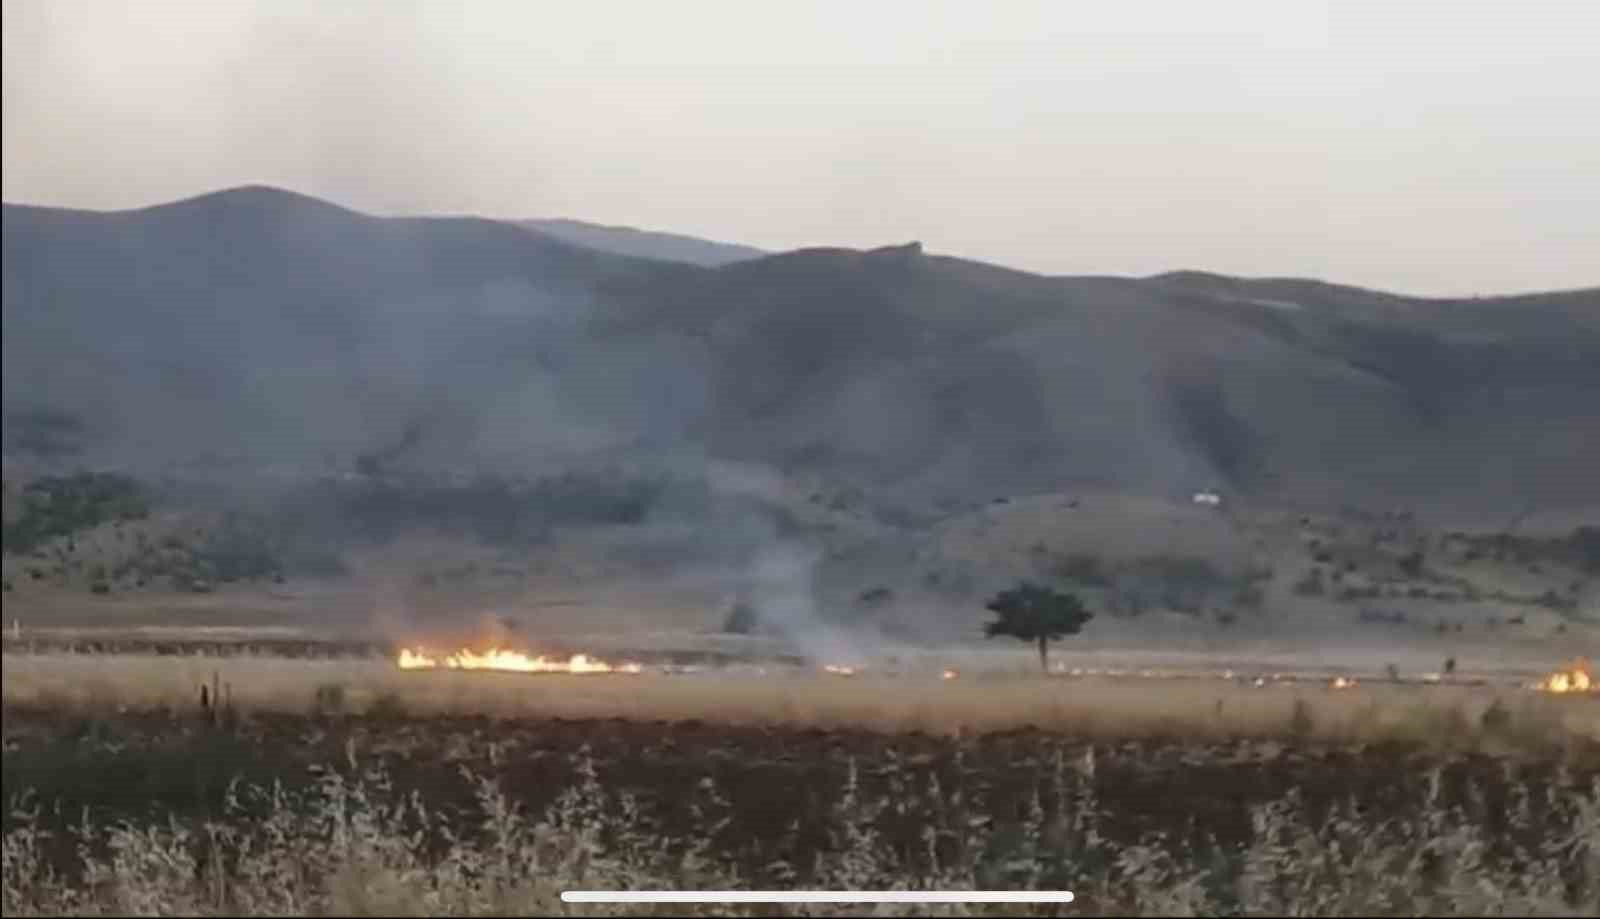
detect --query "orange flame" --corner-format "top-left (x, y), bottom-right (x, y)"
top-left (1533, 658), bottom-right (1593, 693)
top-left (397, 647), bottom-right (642, 674)
top-left (1330, 676), bottom-right (1357, 690)
top-left (822, 664), bottom-right (858, 677)
top-left (942, 669), bottom-right (960, 680)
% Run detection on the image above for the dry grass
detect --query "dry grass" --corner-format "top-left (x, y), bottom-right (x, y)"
top-left (5, 648), bottom-right (1598, 916)
top-left (4, 652), bottom-right (1596, 750)
top-left (5, 744), bottom-right (1597, 916)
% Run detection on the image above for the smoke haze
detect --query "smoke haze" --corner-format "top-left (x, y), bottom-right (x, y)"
top-left (5, 0), bottom-right (1599, 295)
top-left (3, 2), bottom-right (1598, 658)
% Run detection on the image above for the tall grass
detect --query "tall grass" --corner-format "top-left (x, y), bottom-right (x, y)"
top-left (5, 749), bottom-right (1596, 917)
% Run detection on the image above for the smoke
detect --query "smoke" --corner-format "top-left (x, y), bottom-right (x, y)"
top-left (743, 542), bottom-right (865, 666)
top-left (675, 458), bottom-right (894, 664)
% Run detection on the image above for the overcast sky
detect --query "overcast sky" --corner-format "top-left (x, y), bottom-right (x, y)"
top-left (3, 0), bottom-right (1596, 295)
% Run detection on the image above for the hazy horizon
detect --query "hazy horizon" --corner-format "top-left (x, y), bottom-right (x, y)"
top-left (4, 0), bottom-right (1597, 297)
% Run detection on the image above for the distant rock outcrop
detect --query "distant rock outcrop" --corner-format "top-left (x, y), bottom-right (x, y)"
top-left (867, 241), bottom-right (923, 261)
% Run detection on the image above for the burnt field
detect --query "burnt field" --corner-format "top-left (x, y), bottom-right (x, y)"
top-left (4, 667), bottom-right (1599, 916)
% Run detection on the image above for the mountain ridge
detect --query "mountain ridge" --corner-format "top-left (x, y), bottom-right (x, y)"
top-left (4, 185), bottom-right (1596, 519)
top-left (519, 217), bottom-right (765, 268)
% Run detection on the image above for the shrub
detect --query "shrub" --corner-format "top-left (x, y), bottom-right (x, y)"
top-left (857, 586), bottom-right (894, 608)
top-left (722, 601), bottom-right (761, 635)
top-left (1573, 525), bottom-right (1600, 574)
top-left (1293, 568), bottom-right (1325, 596)
top-left (1288, 699), bottom-right (1314, 738)
top-left (312, 683), bottom-right (347, 716)
top-left (1398, 550), bottom-right (1425, 577)
top-left (1047, 552), bottom-right (1112, 587)
top-left (1233, 585), bottom-right (1265, 609)
top-left (1480, 697), bottom-right (1511, 734)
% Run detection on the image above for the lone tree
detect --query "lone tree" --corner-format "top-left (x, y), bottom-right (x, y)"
top-left (983, 581), bottom-right (1095, 672)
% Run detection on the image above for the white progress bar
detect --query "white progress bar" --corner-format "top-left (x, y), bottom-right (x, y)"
top-left (562, 891), bottom-right (1074, 904)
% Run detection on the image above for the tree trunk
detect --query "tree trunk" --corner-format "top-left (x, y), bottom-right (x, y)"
top-left (1038, 635), bottom-right (1049, 672)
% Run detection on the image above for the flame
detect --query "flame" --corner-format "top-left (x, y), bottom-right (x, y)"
top-left (1330, 676), bottom-right (1357, 690)
top-left (397, 647), bottom-right (642, 674)
top-left (941, 669), bottom-right (959, 680)
top-left (1533, 658), bottom-right (1594, 694)
top-left (822, 664), bottom-right (858, 677)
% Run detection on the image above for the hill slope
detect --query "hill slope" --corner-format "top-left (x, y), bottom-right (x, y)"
top-left (4, 187), bottom-right (1597, 521)
top-left (517, 218), bottom-right (765, 267)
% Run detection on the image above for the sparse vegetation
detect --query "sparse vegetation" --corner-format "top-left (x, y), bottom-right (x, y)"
top-left (1, 473), bottom-right (149, 556)
top-left (1121, 555), bottom-right (1231, 616)
top-left (331, 470), bottom-right (666, 546)
top-left (1039, 551), bottom-right (1253, 619)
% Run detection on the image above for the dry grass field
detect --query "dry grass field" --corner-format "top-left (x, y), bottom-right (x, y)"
top-left (3, 653), bottom-right (1598, 750)
top-left (4, 646), bottom-right (1599, 916)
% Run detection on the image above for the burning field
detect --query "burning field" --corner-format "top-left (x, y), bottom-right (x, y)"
top-left (4, 640), bottom-right (1596, 742)
top-left (396, 646), bottom-right (644, 674)
top-left (374, 633), bottom-right (1599, 697)
top-left (3, 639), bottom-right (1598, 916)
top-left (1531, 657), bottom-right (1595, 694)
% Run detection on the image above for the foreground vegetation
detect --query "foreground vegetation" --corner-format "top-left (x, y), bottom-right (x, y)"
top-left (4, 647), bottom-right (1595, 915)
top-left (3, 703), bottom-right (1598, 917)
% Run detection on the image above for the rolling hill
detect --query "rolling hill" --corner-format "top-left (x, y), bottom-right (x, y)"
top-left (4, 186), bottom-right (1597, 523)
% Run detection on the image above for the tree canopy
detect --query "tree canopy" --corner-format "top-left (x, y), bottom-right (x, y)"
top-left (983, 581), bottom-right (1095, 671)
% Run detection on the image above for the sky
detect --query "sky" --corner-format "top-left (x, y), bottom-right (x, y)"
top-left (3, 0), bottom-right (1596, 296)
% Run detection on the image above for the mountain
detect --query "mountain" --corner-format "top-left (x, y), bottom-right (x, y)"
top-left (517, 218), bottom-right (765, 267)
top-left (4, 186), bottom-right (1597, 520)
top-left (1, 186), bottom-right (694, 472)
